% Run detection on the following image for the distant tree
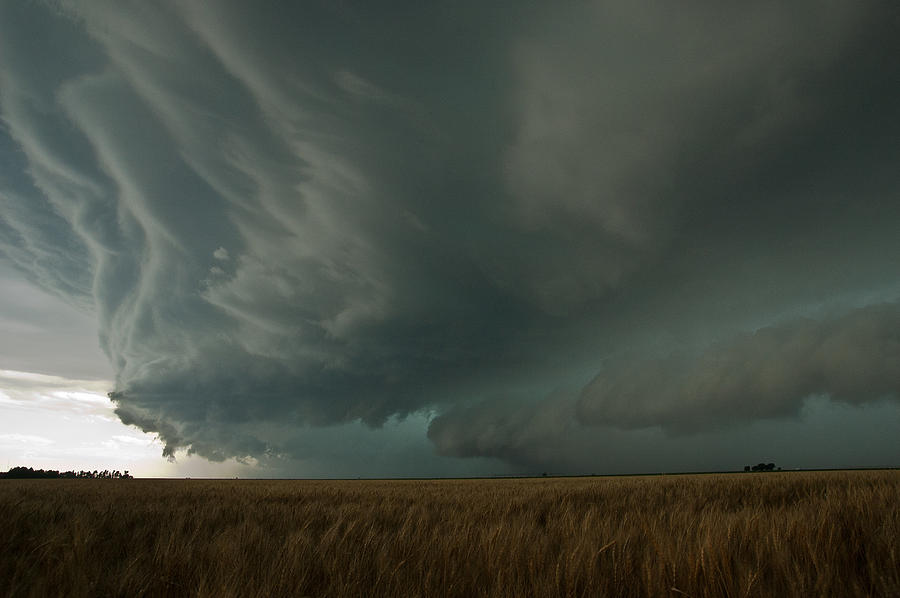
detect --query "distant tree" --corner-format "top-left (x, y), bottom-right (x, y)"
top-left (744, 465), bottom-right (751, 472)
top-left (1, 466), bottom-right (134, 479)
top-left (749, 462), bottom-right (777, 472)
top-left (0, 466), bottom-right (61, 479)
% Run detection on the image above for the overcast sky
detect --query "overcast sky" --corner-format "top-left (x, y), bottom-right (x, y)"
top-left (1, 1), bottom-right (898, 478)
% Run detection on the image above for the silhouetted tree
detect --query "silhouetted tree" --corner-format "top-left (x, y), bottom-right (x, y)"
top-left (749, 462), bottom-right (777, 472)
top-left (1, 466), bottom-right (134, 479)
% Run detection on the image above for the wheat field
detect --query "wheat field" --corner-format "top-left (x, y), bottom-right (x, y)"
top-left (1, 470), bottom-right (898, 597)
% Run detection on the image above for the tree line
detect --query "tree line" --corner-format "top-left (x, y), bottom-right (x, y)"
top-left (0, 466), bottom-right (132, 479)
top-left (744, 463), bottom-right (781, 472)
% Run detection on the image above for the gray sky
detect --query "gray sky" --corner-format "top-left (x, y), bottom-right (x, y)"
top-left (1, 1), bottom-right (898, 477)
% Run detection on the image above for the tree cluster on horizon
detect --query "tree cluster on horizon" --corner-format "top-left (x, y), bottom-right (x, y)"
top-left (0, 466), bottom-right (132, 479)
top-left (744, 463), bottom-right (779, 472)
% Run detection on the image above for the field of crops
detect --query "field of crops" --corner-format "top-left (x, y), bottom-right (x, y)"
top-left (2, 470), bottom-right (898, 597)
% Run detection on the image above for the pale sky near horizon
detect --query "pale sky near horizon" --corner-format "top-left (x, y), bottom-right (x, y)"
top-left (0, 261), bottom-right (255, 477)
top-left (1, 1), bottom-right (899, 477)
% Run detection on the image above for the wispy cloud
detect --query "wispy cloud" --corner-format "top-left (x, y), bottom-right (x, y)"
top-left (0, 433), bottom-right (54, 446)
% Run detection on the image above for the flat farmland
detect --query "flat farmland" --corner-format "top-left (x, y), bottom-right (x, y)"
top-left (2, 471), bottom-right (898, 597)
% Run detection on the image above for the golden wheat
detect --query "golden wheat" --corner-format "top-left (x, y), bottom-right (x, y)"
top-left (1, 470), bottom-right (898, 597)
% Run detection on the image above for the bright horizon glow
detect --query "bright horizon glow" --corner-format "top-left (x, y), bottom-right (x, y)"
top-left (0, 369), bottom-right (258, 478)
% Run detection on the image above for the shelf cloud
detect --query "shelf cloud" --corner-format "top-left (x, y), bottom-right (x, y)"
top-left (1, 1), bottom-right (898, 473)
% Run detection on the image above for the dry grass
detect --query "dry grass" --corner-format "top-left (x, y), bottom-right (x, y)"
top-left (1, 470), bottom-right (898, 597)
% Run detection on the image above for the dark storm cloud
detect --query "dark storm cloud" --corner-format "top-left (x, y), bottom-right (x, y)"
top-left (428, 392), bottom-right (576, 461)
top-left (429, 392), bottom-right (900, 475)
top-left (578, 303), bottom-right (900, 431)
top-left (429, 305), bottom-right (900, 464)
top-left (1, 1), bottom-right (899, 472)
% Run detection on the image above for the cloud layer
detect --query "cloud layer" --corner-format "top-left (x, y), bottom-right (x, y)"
top-left (578, 303), bottom-right (900, 432)
top-left (1, 2), bottom-right (899, 473)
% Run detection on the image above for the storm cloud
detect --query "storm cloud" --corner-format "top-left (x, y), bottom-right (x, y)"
top-left (1, 1), bottom-right (898, 473)
top-left (577, 303), bottom-right (900, 432)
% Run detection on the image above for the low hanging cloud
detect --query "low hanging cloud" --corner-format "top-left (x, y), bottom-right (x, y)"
top-left (578, 303), bottom-right (900, 432)
top-left (429, 304), bottom-right (900, 469)
top-left (1, 1), bottom-right (899, 472)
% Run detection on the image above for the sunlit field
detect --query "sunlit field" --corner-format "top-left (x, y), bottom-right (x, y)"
top-left (2, 470), bottom-right (898, 597)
